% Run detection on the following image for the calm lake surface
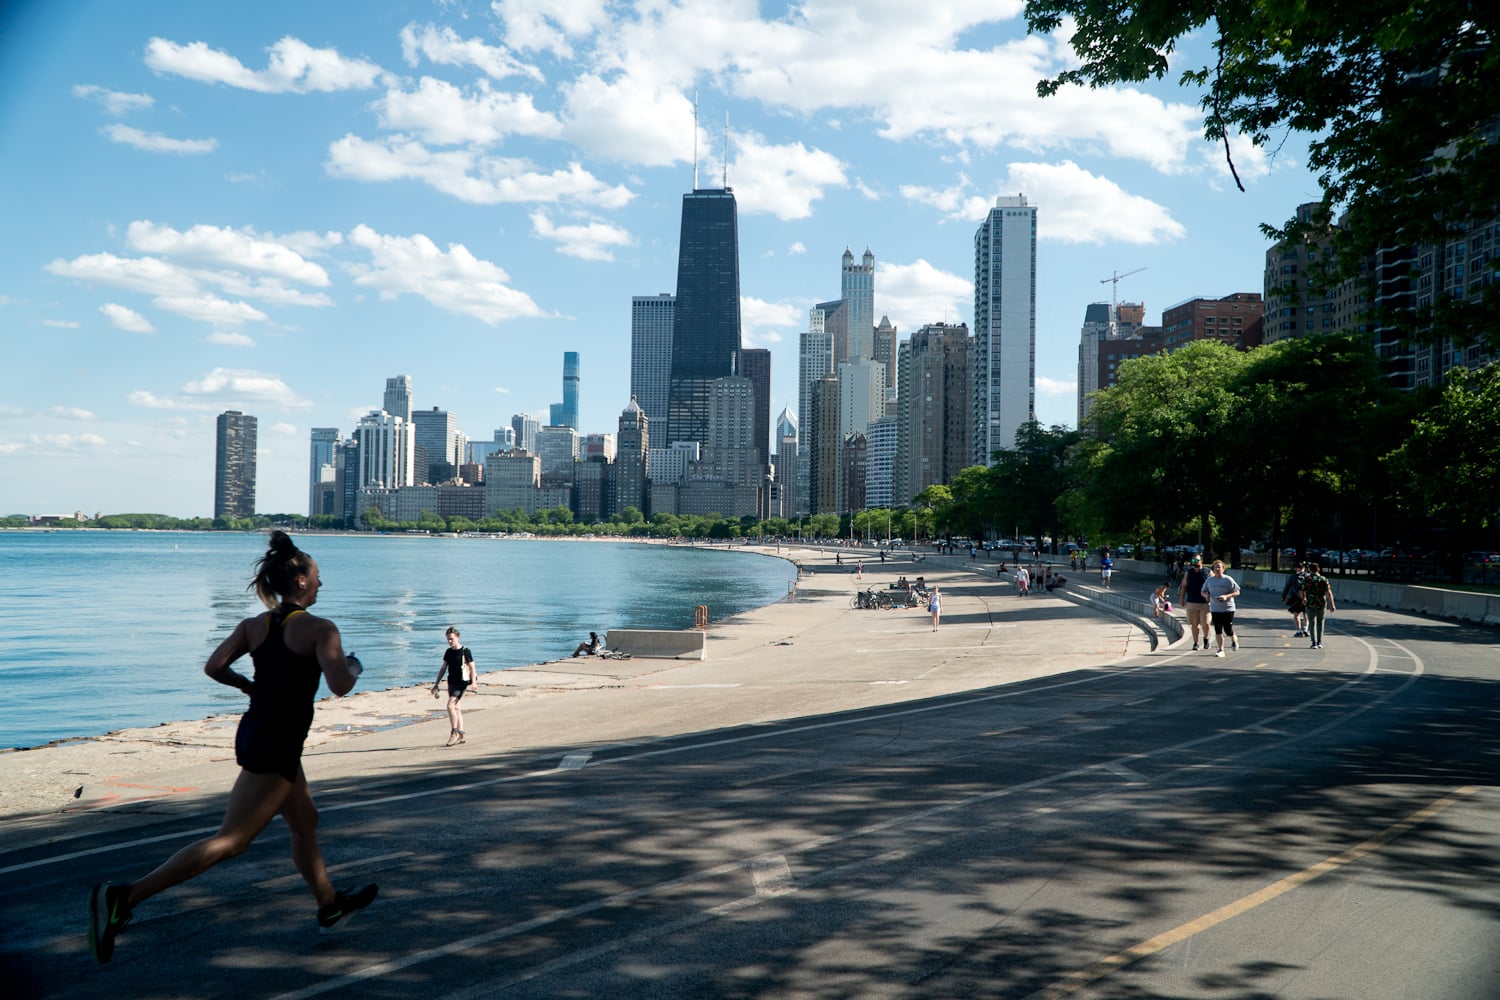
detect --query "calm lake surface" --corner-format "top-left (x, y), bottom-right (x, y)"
top-left (0, 531), bottom-right (798, 749)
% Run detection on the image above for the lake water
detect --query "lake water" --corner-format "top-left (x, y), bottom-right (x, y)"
top-left (0, 531), bottom-right (798, 750)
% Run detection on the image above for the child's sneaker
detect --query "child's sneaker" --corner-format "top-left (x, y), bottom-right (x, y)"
top-left (317, 883), bottom-right (379, 934)
top-left (88, 881), bottom-right (134, 963)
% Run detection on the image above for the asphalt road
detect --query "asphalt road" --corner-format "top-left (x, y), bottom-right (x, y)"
top-left (6, 591), bottom-right (1499, 999)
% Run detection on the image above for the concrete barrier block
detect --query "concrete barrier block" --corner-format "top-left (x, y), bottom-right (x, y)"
top-left (606, 628), bottom-right (707, 660)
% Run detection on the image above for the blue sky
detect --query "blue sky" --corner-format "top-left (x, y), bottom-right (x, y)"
top-left (0, 1), bottom-right (1320, 517)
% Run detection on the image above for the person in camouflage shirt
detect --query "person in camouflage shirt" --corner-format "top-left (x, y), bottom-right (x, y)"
top-left (1299, 563), bottom-right (1337, 649)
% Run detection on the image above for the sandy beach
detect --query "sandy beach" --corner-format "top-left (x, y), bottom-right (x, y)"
top-left (0, 545), bottom-right (1147, 849)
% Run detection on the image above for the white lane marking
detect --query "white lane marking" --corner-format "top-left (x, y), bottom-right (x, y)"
top-left (560, 753), bottom-right (592, 770)
top-left (3, 634), bottom-right (1424, 878)
top-left (269, 639), bottom-right (1432, 1000)
top-left (751, 855), bottom-right (794, 896)
top-left (255, 851), bottom-right (412, 890)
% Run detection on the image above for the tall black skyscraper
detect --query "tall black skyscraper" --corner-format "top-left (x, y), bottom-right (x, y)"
top-left (667, 188), bottom-right (741, 447)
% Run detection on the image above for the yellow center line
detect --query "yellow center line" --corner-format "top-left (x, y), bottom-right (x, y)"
top-left (1032, 785), bottom-right (1478, 999)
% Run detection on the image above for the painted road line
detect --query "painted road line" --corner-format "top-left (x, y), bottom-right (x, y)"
top-left (1030, 785), bottom-right (1479, 999)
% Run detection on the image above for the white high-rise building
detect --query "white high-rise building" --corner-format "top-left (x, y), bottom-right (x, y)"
top-left (511, 413), bottom-right (540, 454)
top-left (842, 247), bottom-right (875, 361)
top-left (796, 317), bottom-right (834, 515)
top-left (973, 194), bottom-right (1037, 462)
top-left (631, 293), bottom-right (674, 433)
top-left (355, 410), bottom-right (414, 489)
top-left (383, 375), bottom-right (413, 423)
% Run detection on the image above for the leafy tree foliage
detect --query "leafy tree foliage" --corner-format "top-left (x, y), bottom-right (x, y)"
top-left (1385, 363), bottom-right (1500, 545)
top-left (1024, 0), bottom-right (1500, 347)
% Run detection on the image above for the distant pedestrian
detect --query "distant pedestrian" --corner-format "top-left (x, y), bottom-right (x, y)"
top-left (1015, 565), bottom-right (1030, 597)
top-left (1300, 563), bottom-right (1337, 649)
top-left (928, 586), bottom-right (942, 630)
top-left (1179, 555), bottom-right (1211, 651)
top-left (1201, 559), bottom-right (1242, 656)
top-left (88, 531), bottom-right (375, 965)
top-left (1100, 550), bottom-right (1114, 588)
top-left (431, 626), bottom-right (478, 746)
top-left (1282, 562), bottom-right (1309, 637)
top-left (856, 560), bottom-right (863, 579)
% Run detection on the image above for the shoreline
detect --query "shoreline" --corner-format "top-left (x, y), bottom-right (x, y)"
top-left (0, 535), bottom-right (801, 754)
top-left (0, 545), bottom-right (1148, 834)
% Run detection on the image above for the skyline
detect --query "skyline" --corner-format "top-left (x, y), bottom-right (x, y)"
top-left (0, 1), bottom-right (1320, 517)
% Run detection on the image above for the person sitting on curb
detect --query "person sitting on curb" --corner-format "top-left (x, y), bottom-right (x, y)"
top-left (572, 631), bottom-right (601, 657)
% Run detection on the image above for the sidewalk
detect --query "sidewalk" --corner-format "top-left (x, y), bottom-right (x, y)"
top-left (0, 545), bottom-right (1152, 851)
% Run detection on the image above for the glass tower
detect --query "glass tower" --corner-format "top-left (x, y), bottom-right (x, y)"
top-left (667, 188), bottom-right (741, 448)
top-left (973, 195), bottom-right (1037, 463)
top-left (214, 410), bottom-right (257, 519)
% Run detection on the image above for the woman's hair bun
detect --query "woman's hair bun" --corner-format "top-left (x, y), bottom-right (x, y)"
top-left (268, 530), bottom-right (300, 556)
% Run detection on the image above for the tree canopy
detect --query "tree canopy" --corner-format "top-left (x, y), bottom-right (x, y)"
top-left (1024, 0), bottom-right (1500, 347)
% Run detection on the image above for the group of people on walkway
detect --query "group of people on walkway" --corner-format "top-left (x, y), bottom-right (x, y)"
top-left (1175, 554), bottom-right (1337, 655)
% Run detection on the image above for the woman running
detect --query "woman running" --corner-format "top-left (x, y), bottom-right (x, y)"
top-left (89, 532), bottom-right (376, 964)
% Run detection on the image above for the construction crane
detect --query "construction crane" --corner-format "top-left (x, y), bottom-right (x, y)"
top-left (1100, 267), bottom-right (1147, 336)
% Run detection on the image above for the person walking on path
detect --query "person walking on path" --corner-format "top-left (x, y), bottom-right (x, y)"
top-left (88, 531), bottom-right (376, 965)
top-left (1015, 564), bottom-right (1030, 597)
top-left (1179, 555), bottom-right (1211, 651)
top-left (928, 585), bottom-right (942, 630)
top-left (1282, 561), bottom-right (1310, 637)
top-left (1100, 550), bottom-right (1114, 588)
top-left (1299, 563), bottom-right (1337, 649)
top-left (1201, 559), bottom-right (1242, 656)
top-left (432, 626), bottom-right (478, 746)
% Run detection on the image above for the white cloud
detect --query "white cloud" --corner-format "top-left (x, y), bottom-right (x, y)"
top-left (346, 224), bottom-right (546, 326)
top-left (493, 0), bottom-right (612, 57)
top-left (180, 368), bottom-right (311, 409)
top-left (0, 443), bottom-right (24, 455)
top-left (903, 163), bottom-right (1185, 245)
top-left (102, 124), bottom-right (217, 155)
top-left (1002, 162), bottom-right (1185, 244)
top-left (788, 242), bottom-right (807, 255)
top-left (876, 259), bottom-right (972, 329)
top-left (144, 36), bottom-right (386, 93)
top-left (740, 296), bottom-right (801, 349)
top-left (28, 432), bottom-right (107, 450)
top-left (529, 210), bottom-right (633, 261)
top-left (152, 293), bottom-right (268, 326)
top-left (46, 406), bottom-right (96, 419)
top-left (399, 22), bottom-right (541, 81)
top-left (271, 422), bottom-right (299, 435)
top-left (558, 73), bottom-right (696, 167)
top-left (43, 319), bottom-right (80, 329)
top-left (206, 331), bottom-right (255, 347)
top-left (728, 132), bottom-right (846, 220)
top-left (73, 84), bottom-right (154, 115)
top-left (1037, 376), bottom-right (1075, 397)
top-left (493, 386), bottom-right (511, 394)
top-left (128, 390), bottom-right (189, 410)
top-left (375, 76), bottom-right (563, 146)
top-left (326, 134), bottom-right (633, 208)
top-left (125, 221), bottom-right (332, 286)
top-left (47, 252), bottom-right (199, 297)
top-left (100, 303), bottom-right (155, 333)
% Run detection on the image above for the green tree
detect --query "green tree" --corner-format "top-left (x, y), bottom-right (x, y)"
top-left (1024, 0), bottom-right (1500, 350)
top-left (985, 422), bottom-right (1082, 551)
top-left (1384, 363), bottom-right (1500, 577)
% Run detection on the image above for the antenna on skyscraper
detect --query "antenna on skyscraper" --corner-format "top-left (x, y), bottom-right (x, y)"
top-left (723, 110), bottom-right (729, 189)
top-left (692, 89), bottom-right (699, 191)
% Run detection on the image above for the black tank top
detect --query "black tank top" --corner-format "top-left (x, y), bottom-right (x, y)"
top-left (246, 607), bottom-right (322, 733)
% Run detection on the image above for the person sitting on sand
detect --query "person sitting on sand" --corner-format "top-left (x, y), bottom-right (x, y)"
top-left (572, 631), bottom-right (601, 657)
